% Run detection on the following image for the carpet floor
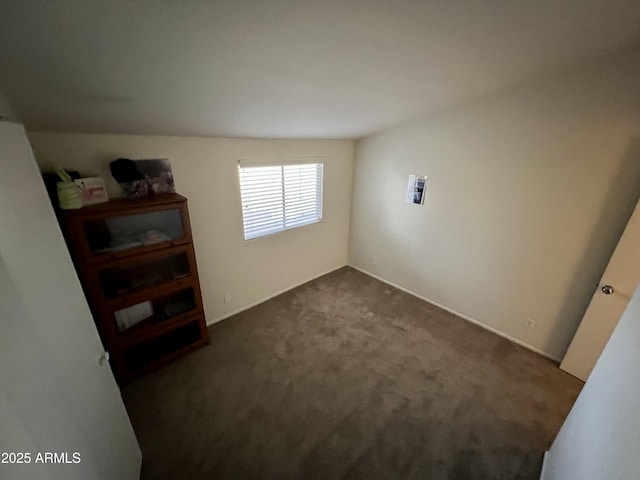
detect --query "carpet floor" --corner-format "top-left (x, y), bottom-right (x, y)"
top-left (122, 266), bottom-right (582, 480)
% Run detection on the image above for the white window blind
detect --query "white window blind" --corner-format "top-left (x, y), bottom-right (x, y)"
top-left (238, 163), bottom-right (323, 240)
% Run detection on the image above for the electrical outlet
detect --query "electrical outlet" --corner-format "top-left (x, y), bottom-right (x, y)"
top-left (224, 292), bottom-right (232, 304)
top-left (525, 318), bottom-right (536, 330)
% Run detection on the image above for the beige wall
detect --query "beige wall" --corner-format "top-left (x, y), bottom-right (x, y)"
top-left (544, 281), bottom-right (640, 479)
top-left (28, 133), bottom-right (354, 324)
top-left (349, 46), bottom-right (640, 360)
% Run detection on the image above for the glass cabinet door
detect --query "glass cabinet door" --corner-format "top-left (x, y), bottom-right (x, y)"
top-left (113, 287), bottom-right (199, 336)
top-left (97, 249), bottom-right (191, 301)
top-left (81, 208), bottom-right (185, 259)
top-left (123, 320), bottom-right (203, 371)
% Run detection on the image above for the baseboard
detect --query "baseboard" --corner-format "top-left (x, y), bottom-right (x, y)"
top-left (206, 264), bottom-right (348, 325)
top-left (348, 263), bottom-right (561, 362)
top-left (539, 451), bottom-right (549, 480)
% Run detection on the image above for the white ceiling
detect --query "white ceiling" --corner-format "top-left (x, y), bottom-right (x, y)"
top-left (1, 0), bottom-right (639, 139)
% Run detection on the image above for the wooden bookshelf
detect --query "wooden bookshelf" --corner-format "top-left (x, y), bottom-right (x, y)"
top-left (61, 193), bottom-right (209, 383)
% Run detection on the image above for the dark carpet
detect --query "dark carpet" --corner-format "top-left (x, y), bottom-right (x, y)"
top-left (122, 266), bottom-right (582, 480)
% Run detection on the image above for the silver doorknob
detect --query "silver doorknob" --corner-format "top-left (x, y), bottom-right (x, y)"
top-left (95, 351), bottom-right (110, 366)
top-left (601, 285), bottom-right (614, 295)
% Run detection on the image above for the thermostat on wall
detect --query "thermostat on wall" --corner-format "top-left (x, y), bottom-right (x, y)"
top-left (406, 175), bottom-right (426, 205)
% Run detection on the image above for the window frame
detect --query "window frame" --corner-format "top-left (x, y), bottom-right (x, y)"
top-left (237, 162), bottom-right (324, 241)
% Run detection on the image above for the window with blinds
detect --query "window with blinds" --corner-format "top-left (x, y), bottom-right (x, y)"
top-left (238, 163), bottom-right (323, 240)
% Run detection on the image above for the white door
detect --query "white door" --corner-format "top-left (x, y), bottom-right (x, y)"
top-left (560, 198), bottom-right (640, 382)
top-left (0, 122), bottom-right (141, 479)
